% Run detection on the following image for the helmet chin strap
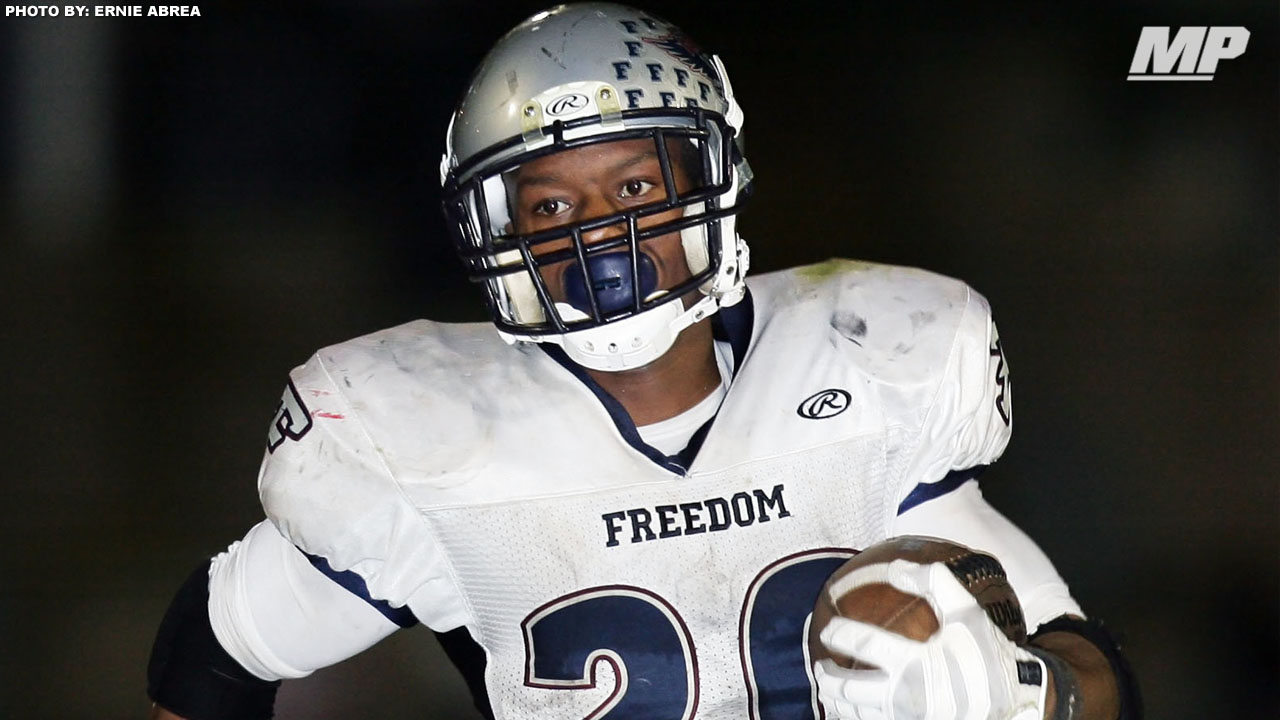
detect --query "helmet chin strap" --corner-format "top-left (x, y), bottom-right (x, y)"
top-left (546, 293), bottom-right (719, 372)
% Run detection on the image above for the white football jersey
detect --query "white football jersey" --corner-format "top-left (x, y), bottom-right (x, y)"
top-left (217, 260), bottom-right (1078, 719)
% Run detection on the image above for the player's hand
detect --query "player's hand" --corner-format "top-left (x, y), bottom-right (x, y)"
top-left (812, 560), bottom-right (1047, 720)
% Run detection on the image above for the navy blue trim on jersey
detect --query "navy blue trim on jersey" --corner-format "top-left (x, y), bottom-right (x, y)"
top-left (542, 344), bottom-right (687, 473)
top-left (673, 417), bottom-right (715, 469)
top-left (541, 289), bottom-right (756, 475)
top-left (896, 465), bottom-right (988, 515)
top-left (713, 290), bottom-right (754, 373)
top-left (301, 550), bottom-right (419, 628)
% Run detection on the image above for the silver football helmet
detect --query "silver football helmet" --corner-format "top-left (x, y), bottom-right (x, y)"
top-left (440, 2), bottom-right (752, 371)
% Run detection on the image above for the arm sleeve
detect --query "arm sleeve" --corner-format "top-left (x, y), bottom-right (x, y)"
top-left (890, 479), bottom-right (1083, 632)
top-left (896, 287), bottom-right (1013, 514)
top-left (207, 520), bottom-right (404, 681)
top-left (147, 560), bottom-right (281, 720)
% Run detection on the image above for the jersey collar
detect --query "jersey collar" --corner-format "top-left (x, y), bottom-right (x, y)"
top-left (541, 289), bottom-right (756, 474)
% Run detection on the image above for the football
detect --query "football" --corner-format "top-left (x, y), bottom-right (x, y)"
top-left (809, 536), bottom-right (1027, 669)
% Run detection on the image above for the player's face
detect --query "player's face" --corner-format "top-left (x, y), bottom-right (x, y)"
top-left (509, 138), bottom-right (698, 304)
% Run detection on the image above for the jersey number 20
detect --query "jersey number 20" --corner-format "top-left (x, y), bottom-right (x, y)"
top-left (521, 549), bottom-right (854, 719)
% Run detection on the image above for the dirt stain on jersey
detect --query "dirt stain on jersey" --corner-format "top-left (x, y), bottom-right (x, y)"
top-left (796, 258), bottom-right (874, 283)
top-left (832, 310), bottom-right (868, 342)
top-left (909, 310), bottom-right (936, 330)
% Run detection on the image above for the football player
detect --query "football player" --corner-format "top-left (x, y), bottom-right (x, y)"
top-left (147, 4), bottom-right (1138, 719)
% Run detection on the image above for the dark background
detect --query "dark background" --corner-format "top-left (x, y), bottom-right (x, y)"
top-left (1, 1), bottom-right (1275, 717)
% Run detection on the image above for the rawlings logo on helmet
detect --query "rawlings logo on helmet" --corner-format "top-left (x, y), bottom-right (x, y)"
top-left (546, 93), bottom-right (591, 116)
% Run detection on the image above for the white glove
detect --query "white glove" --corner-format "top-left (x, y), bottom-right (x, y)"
top-left (813, 559), bottom-right (1048, 720)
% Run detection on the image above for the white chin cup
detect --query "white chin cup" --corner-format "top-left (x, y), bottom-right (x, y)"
top-left (550, 293), bottom-right (718, 372)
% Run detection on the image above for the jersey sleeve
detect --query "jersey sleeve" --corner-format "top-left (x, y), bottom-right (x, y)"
top-left (890, 479), bottom-right (1083, 632)
top-left (896, 286), bottom-right (1013, 514)
top-left (207, 520), bottom-right (403, 680)
top-left (256, 352), bottom-right (470, 632)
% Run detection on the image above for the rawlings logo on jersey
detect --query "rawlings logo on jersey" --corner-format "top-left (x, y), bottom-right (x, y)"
top-left (797, 389), bottom-right (852, 420)
top-left (266, 380), bottom-right (313, 452)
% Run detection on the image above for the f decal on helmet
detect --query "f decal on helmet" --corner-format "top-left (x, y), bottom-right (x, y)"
top-left (440, 2), bottom-right (752, 372)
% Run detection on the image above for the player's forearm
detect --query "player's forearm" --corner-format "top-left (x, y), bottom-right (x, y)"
top-left (1032, 630), bottom-right (1120, 720)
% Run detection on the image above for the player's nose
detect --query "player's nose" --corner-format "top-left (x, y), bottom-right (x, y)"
top-left (578, 192), bottom-right (626, 246)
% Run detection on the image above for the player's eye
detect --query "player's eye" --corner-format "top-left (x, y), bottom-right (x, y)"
top-left (618, 179), bottom-right (656, 199)
top-left (531, 198), bottom-right (570, 217)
